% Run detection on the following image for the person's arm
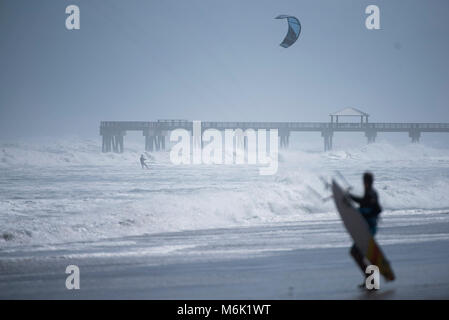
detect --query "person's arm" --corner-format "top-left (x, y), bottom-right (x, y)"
top-left (349, 193), bottom-right (363, 204)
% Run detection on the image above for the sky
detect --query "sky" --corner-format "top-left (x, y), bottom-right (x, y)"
top-left (1, 0), bottom-right (449, 139)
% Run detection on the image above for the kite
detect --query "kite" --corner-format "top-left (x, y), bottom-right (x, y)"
top-left (275, 15), bottom-right (301, 48)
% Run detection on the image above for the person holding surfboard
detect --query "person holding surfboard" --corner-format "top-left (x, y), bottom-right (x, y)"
top-left (332, 173), bottom-right (395, 287)
top-left (347, 172), bottom-right (383, 286)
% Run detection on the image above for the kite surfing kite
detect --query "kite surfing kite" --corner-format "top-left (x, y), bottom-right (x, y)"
top-left (275, 15), bottom-right (301, 48)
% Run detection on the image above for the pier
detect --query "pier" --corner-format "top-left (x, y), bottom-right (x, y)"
top-left (100, 108), bottom-right (449, 153)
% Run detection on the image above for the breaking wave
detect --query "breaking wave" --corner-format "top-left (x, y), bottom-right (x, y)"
top-left (0, 137), bottom-right (449, 247)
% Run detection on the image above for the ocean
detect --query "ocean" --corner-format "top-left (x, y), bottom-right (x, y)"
top-left (1, 138), bottom-right (449, 298)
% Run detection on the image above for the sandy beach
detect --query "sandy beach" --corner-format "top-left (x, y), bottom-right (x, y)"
top-left (1, 207), bottom-right (448, 299)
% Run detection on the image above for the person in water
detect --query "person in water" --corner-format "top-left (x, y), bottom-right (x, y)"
top-left (140, 154), bottom-right (149, 169)
top-left (348, 172), bottom-right (382, 286)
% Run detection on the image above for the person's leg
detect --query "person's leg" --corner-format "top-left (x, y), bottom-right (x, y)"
top-left (350, 244), bottom-right (368, 274)
top-left (350, 244), bottom-right (370, 288)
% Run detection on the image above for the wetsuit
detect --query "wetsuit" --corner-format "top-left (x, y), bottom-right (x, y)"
top-left (349, 188), bottom-right (381, 235)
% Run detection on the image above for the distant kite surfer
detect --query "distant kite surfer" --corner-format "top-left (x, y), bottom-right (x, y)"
top-left (140, 154), bottom-right (149, 169)
top-left (348, 172), bottom-right (383, 286)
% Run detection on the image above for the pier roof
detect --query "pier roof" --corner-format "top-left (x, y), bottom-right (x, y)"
top-left (330, 107), bottom-right (369, 117)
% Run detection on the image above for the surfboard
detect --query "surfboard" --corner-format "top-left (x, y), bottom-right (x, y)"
top-left (332, 180), bottom-right (395, 281)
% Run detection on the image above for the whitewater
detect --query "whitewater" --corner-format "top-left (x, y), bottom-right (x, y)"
top-left (1, 137), bottom-right (449, 298)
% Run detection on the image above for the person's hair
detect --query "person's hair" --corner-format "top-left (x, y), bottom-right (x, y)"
top-left (363, 172), bottom-right (374, 187)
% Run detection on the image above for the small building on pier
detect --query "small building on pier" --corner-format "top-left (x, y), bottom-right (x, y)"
top-left (329, 107), bottom-right (369, 124)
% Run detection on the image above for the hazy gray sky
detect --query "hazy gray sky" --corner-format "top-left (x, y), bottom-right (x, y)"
top-left (1, 0), bottom-right (449, 138)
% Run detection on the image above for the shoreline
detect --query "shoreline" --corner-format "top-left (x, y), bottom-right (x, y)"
top-left (1, 238), bottom-right (448, 299)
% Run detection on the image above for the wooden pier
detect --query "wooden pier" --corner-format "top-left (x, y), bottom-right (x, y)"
top-left (100, 120), bottom-right (449, 153)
